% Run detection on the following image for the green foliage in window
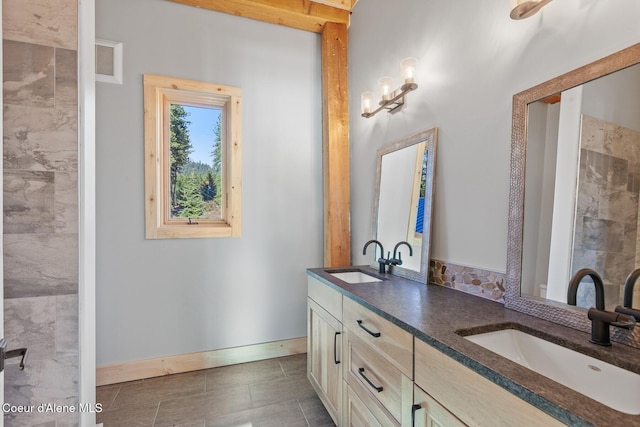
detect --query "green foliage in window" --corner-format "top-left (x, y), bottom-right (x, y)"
top-left (177, 172), bottom-right (206, 219)
top-left (170, 105), bottom-right (192, 207)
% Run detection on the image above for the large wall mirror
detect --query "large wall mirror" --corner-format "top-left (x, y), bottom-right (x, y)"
top-left (506, 43), bottom-right (640, 347)
top-left (370, 127), bottom-right (437, 282)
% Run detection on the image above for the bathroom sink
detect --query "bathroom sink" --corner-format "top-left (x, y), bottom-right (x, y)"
top-left (463, 328), bottom-right (640, 415)
top-left (329, 271), bottom-right (383, 284)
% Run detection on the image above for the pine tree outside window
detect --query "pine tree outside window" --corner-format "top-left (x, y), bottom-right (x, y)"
top-left (144, 74), bottom-right (242, 239)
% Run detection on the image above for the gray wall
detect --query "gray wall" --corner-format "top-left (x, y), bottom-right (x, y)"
top-left (349, 0), bottom-right (640, 275)
top-left (96, 0), bottom-right (323, 366)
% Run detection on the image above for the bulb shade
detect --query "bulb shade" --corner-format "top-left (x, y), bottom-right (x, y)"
top-left (379, 76), bottom-right (394, 101)
top-left (401, 57), bottom-right (418, 84)
top-left (361, 91), bottom-right (375, 114)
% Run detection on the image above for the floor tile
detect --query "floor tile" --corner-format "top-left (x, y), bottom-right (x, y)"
top-left (111, 370), bottom-right (206, 409)
top-left (95, 354), bottom-right (336, 426)
top-left (154, 384), bottom-right (251, 427)
top-left (205, 358), bottom-right (284, 391)
top-left (96, 401), bottom-right (158, 427)
top-left (279, 353), bottom-right (308, 377)
top-left (249, 373), bottom-right (317, 408)
top-left (96, 383), bottom-right (121, 410)
top-left (206, 399), bottom-right (307, 427)
top-left (299, 395), bottom-right (336, 427)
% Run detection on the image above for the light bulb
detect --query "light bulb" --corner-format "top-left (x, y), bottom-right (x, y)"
top-left (361, 91), bottom-right (374, 115)
top-left (401, 57), bottom-right (418, 84)
top-left (379, 76), bottom-right (394, 101)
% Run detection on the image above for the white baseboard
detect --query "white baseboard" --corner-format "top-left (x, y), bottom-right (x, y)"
top-left (96, 337), bottom-right (307, 386)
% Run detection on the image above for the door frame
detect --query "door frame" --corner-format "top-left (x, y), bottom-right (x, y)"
top-left (78, 0), bottom-right (97, 425)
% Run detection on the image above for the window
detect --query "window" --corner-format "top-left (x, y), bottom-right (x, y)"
top-left (144, 74), bottom-right (242, 239)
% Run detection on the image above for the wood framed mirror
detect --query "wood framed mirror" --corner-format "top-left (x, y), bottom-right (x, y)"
top-left (370, 127), bottom-right (437, 282)
top-left (506, 43), bottom-right (640, 347)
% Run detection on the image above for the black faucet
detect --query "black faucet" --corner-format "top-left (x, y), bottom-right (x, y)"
top-left (362, 239), bottom-right (389, 274)
top-left (390, 241), bottom-right (413, 266)
top-left (568, 268), bottom-right (636, 346)
top-left (614, 269), bottom-right (640, 321)
top-left (587, 308), bottom-right (636, 346)
top-left (567, 268), bottom-right (605, 310)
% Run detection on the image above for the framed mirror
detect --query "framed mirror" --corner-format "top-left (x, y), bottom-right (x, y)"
top-left (506, 43), bottom-right (640, 347)
top-left (370, 127), bottom-right (437, 282)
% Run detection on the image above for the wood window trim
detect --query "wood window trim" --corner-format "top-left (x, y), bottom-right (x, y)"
top-left (144, 73), bottom-right (242, 239)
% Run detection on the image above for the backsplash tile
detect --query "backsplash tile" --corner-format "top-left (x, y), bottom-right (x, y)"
top-left (429, 259), bottom-right (506, 303)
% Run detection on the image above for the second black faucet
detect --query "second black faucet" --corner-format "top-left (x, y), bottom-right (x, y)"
top-left (362, 239), bottom-right (413, 274)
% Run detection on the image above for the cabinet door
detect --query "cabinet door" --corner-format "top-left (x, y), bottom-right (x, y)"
top-left (344, 383), bottom-right (384, 427)
top-left (308, 298), bottom-right (343, 424)
top-left (413, 384), bottom-right (466, 427)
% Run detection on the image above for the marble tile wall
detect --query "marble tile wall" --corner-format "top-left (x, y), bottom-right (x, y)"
top-left (572, 115), bottom-right (640, 310)
top-left (3, 0), bottom-right (79, 426)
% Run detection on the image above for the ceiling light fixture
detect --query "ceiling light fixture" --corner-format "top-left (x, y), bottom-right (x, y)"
top-left (510, 0), bottom-right (553, 20)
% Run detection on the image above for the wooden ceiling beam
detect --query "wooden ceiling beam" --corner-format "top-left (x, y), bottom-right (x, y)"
top-left (312, 0), bottom-right (357, 11)
top-left (169, 0), bottom-right (350, 33)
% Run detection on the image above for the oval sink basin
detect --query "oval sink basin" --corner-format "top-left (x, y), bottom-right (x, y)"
top-left (463, 329), bottom-right (640, 415)
top-left (329, 271), bottom-right (382, 284)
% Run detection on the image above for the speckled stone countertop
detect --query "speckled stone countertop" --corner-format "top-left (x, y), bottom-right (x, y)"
top-left (307, 266), bottom-right (640, 427)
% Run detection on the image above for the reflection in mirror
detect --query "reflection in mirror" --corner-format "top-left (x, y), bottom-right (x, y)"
top-left (522, 63), bottom-right (640, 311)
top-left (372, 128), bottom-right (437, 282)
top-left (506, 43), bottom-right (640, 347)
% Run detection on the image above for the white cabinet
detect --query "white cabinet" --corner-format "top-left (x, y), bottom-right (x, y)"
top-left (344, 382), bottom-right (384, 427)
top-left (413, 384), bottom-right (465, 427)
top-left (308, 276), bottom-right (567, 427)
top-left (414, 339), bottom-right (565, 427)
top-left (342, 298), bottom-right (413, 427)
top-left (307, 277), bottom-right (343, 425)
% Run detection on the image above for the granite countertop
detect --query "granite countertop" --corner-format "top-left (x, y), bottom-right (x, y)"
top-left (307, 266), bottom-right (640, 427)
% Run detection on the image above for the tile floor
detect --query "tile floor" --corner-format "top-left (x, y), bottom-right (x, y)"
top-left (96, 354), bottom-right (335, 427)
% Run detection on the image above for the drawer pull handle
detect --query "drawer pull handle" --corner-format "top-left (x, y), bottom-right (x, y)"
top-left (357, 320), bottom-right (381, 337)
top-left (334, 331), bottom-right (341, 364)
top-left (411, 404), bottom-right (422, 427)
top-left (358, 367), bottom-right (383, 393)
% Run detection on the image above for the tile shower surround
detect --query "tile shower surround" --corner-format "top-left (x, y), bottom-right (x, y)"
top-left (3, 0), bottom-right (79, 425)
top-left (572, 115), bottom-right (640, 309)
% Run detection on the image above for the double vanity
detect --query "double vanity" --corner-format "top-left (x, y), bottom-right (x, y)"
top-left (307, 42), bottom-right (640, 427)
top-left (307, 267), bottom-right (640, 426)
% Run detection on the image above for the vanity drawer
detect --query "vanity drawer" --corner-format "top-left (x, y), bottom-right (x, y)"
top-left (414, 339), bottom-right (565, 427)
top-left (308, 276), bottom-right (343, 321)
top-left (343, 297), bottom-right (413, 378)
top-left (344, 328), bottom-right (412, 425)
top-left (343, 382), bottom-right (386, 427)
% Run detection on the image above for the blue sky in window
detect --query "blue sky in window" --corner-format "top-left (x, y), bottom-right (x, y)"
top-left (183, 105), bottom-right (220, 166)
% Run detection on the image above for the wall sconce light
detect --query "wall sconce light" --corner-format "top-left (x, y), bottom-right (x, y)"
top-left (510, 0), bottom-right (553, 20)
top-left (361, 57), bottom-right (418, 118)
